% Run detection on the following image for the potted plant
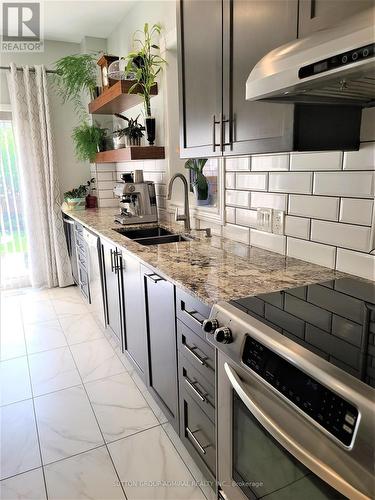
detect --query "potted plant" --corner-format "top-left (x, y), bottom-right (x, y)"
top-left (115, 113), bottom-right (145, 146)
top-left (54, 53), bottom-right (99, 116)
top-left (124, 23), bottom-right (166, 145)
top-left (64, 182), bottom-right (90, 211)
top-left (72, 121), bottom-right (106, 162)
top-left (185, 158), bottom-right (210, 206)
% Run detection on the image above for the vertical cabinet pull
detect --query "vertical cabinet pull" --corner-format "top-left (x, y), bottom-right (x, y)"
top-left (212, 114), bottom-right (221, 152)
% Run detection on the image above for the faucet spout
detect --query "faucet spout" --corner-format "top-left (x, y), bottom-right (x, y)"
top-left (167, 173), bottom-right (191, 232)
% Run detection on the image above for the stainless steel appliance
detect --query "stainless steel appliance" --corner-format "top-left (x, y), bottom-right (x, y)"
top-left (113, 173), bottom-right (158, 225)
top-left (82, 228), bottom-right (105, 328)
top-left (203, 277), bottom-right (375, 500)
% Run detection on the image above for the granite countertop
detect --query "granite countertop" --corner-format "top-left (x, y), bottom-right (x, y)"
top-left (63, 207), bottom-right (346, 306)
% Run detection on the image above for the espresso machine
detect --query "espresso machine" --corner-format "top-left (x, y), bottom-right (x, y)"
top-left (113, 171), bottom-right (158, 225)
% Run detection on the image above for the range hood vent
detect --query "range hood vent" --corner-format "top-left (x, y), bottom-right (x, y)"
top-left (246, 8), bottom-right (375, 107)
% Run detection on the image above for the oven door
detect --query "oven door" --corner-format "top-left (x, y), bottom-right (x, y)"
top-left (217, 351), bottom-right (372, 500)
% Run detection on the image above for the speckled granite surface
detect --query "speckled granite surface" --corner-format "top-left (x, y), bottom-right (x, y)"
top-left (62, 207), bottom-right (346, 305)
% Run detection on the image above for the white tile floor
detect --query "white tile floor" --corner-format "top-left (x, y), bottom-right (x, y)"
top-left (0, 286), bottom-right (213, 500)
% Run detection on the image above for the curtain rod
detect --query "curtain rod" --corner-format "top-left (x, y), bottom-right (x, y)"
top-left (0, 65), bottom-right (57, 74)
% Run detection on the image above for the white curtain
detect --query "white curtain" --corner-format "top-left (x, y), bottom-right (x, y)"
top-left (6, 63), bottom-right (73, 288)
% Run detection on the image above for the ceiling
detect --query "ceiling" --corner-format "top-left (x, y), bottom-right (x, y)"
top-left (42, 0), bottom-right (135, 43)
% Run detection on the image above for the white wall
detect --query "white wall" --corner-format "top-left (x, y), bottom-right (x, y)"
top-left (0, 40), bottom-right (91, 197)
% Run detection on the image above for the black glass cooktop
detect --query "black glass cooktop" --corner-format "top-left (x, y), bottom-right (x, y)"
top-left (230, 277), bottom-right (375, 388)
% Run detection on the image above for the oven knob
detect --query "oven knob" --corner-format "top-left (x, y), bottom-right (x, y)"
top-left (214, 327), bottom-right (232, 344)
top-left (202, 319), bottom-right (219, 334)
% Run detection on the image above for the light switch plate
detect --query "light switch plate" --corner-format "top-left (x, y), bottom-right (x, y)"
top-left (256, 208), bottom-right (273, 233)
top-left (272, 210), bottom-right (285, 235)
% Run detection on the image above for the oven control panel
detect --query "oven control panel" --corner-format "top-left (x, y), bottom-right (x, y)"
top-left (242, 336), bottom-right (359, 447)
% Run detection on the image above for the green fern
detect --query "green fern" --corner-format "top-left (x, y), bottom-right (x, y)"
top-left (72, 122), bottom-right (105, 163)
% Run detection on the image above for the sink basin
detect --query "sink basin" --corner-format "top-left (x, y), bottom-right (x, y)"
top-left (113, 226), bottom-right (174, 239)
top-left (113, 225), bottom-right (193, 245)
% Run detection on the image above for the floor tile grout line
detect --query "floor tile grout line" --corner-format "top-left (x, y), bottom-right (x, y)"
top-left (19, 304), bottom-right (50, 500)
top-left (52, 304), bottom-right (129, 500)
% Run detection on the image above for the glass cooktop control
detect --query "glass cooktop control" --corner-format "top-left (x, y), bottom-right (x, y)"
top-left (242, 336), bottom-right (359, 447)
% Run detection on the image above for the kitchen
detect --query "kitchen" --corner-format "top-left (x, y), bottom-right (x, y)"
top-left (0, 1), bottom-right (374, 499)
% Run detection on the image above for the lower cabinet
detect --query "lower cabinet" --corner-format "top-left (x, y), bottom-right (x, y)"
top-left (100, 238), bottom-right (123, 343)
top-left (121, 254), bottom-right (148, 380)
top-left (142, 266), bottom-right (179, 432)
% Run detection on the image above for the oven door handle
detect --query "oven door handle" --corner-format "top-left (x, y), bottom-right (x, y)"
top-left (224, 363), bottom-right (369, 500)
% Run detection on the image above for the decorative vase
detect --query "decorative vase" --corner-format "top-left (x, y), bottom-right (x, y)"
top-left (193, 179), bottom-right (210, 206)
top-left (145, 117), bottom-right (156, 146)
top-left (65, 197), bottom-right (86, 211)
top-left (113, 135), bottom-right (126, 149)
top-left (86, 194), bottom-right (98, 209)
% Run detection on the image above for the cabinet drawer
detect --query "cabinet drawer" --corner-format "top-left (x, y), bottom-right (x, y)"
top-left (180, 388), bottom-right (216, 480)
top-left (179, 352), bottom-right (215, 422)
top-left (176, 288), bottom-right (210, 339)
top-left (177, 319), bottom-right (215, 387)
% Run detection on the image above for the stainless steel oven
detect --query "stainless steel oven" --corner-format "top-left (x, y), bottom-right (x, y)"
top-left (205, 299), bottom-right (375, 500)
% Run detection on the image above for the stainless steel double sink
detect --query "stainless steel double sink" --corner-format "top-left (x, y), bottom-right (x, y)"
top-left (113, 226), bottom-right (193, 246)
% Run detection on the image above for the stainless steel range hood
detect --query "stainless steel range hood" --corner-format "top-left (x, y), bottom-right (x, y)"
top-left (246, 8), bottom-right (375, 106)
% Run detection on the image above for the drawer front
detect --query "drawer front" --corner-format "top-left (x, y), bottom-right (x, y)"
top-left (79, 265), bottom-right (89, 300)
top-left (177, 319), bottom-right (215, 387)
top-left (179, 352), bottom-right (215, 422)
top-left (176, 288), bottom-right (210, 340)
top-left (180, 388), bottom-right (216, 480)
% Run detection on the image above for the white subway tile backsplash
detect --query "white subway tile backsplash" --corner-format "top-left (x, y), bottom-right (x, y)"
top-left (226, 207), bottom-right (236, 224)
top-left (143, 172), bottom-right (165, 184)
top-left (285, 216), bottom-right (310, 239)
top-left (226, 190), bottom-right (250, 208)
top-left (97, 172), bottom-right (113, 181)
top-left (251, 154), bottom-right (289, 171)
top-left (343, 142), bottom-right (375, 170)
top-left (226, 157), bottom-right (250, 171)
top-left (154, 160), bottom-right (167, 172)
top-left (98, 199), bottom-right (119, 208)
top-left (288, 195), bottom-right (339, 220)
top-left (250, 229), bottom-right (286, 255)
top-left (251, 192), bottom-right (287, 211)
top-left (97, 180), bottom-right (116, 190)
top-left (226, 173), bottom-right (236, 189)
top-left (287, 238), bottom-right (336, 268)
top-left (311, 220), bottom-right (371, 252)
top-left (336, 249), bottom-right (375, 281)
top-left (313, 171), bottom-right (374, 198)
top-left (236, 173), bottom-right (267, 191)
top-left (340, 199), bottom-right (373, 226)
top-left (223, 224), bottom-right (250, 244)
top-left (290, 151), bottom-right (342, 171)
top-left (236, 208), bottom-right (257, 228)
top-left (269, 172), bottom-right (312, 194)
top-left (155, 184), bottom-right (166, 197)
top-left (96, 164), bottom-right (116, 172)
top-left (98, 190), bottom-right (114, 199)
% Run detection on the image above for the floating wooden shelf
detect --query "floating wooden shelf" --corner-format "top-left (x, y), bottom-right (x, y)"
top-left (89, 80), bottom-right (158, 114)
top-left (95, 146), bottom-right (165, 163)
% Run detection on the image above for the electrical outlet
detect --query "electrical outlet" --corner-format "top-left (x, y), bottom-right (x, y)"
top-left (256, 208), bottom-right (273, 233)
top-left (272, 210), bottom-right (285, 235)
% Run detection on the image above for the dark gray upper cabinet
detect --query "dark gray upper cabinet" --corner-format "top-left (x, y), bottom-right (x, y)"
top-left (121, 253), bottom-right (148, 380)
top-left (101, 239), bottom-right (123, 344)
top-left (143, 267), bottom-right (179, 432)
top-left (298, 0), bottom-right (373, 38)
top-left (177, 0), bottom-right (223, 158)
top-left (223, 0), bottom-right (297, 155)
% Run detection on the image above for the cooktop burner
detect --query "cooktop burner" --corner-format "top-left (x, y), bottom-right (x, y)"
top-left (230, 277), bottom-right (375, 388)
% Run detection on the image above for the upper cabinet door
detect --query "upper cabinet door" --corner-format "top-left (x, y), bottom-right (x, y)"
top-left (298, 0), bottom-right (374, 38)
top-left (223, 0), bottom-right (298, 156)
top-left (177, 0), bottom-right (223, 158)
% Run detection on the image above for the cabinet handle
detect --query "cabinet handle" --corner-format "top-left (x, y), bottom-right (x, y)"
top-left (110, 249), bottom-right (114, 272)
top-left (146, 273), bottom-right (165, 283)
top-left (220, 114), bottom-right (231, 152)
top-left (63, 218), bottom-right (74, 225)
top-left (212, 114), bottom-right (220, 152)
top-left (181, 304), bottom-right (204, 326)
top-left (184, 375), bottom-right (206, 402)
top-left (113, 250), bottom-right (122, 273)
top-left (186, 427), bottom-right (209, 455)
top-left (183, 342), bottom-right (206, 366)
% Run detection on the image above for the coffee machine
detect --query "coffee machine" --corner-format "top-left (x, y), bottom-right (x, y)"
top-left (113, 171), bottom-right (158, 225)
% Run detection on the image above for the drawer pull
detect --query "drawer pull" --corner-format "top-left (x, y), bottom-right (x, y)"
top-left (186, 427), bottom-right (209, 455)
top-left (184, 376), bottom-right (206, 402)
top-left (146, 273), bottom-right (165, 283)
top-left (181, 303), bottom-right (204, 326)
top-left (184, 343), bottom-right (206, 366)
